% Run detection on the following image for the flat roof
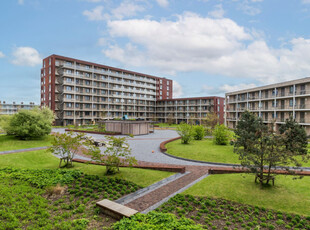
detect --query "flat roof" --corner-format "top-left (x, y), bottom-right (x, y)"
top-left (225, 77), bottom-right (310, 96)
top-left (47, 54), bottom-right (169, 81)
top-left (157, 96), bottom-right (224, 102)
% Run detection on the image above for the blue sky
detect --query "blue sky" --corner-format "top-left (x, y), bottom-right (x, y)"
top-left (1, 0), bottom-right (310, 104)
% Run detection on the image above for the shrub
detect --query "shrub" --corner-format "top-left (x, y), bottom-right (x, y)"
top-left (193, 125), bottom-right (205, 140)
top-left (113, 212), bottom-right (204, 230)
top-left (213, 124), bottom-right (231, 145)
top-left (4, 107), bottom-right (54, 139)
top-left (177, 123), bottom-right (194, 144)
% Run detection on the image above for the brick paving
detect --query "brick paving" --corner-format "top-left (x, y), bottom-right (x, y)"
top-left (125, 166), bottom-right (209, 212)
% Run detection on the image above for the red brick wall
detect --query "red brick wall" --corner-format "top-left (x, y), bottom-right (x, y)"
top-left (40, 56), bottom-right (56, 112)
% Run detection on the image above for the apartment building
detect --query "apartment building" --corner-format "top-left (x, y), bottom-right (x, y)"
top-left (0, 101), bottom-right (36, 115)
top-left (41, 55), bottom-right (173, 126)
top-left (41, 54), bottom-right (224, 126)
top-left (156, 97), bottom-right (224, 124)
top-left (225, 77), bottom-right (310, 134)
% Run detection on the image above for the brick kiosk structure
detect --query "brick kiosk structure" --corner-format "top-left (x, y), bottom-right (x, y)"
top-left (41, 54), bottom-right (224, 126)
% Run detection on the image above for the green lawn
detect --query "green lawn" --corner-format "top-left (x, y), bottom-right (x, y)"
top-left (166, 138), bottom-right (310, 167)
top-left (166, 139), bottom-right (239, 164)
top-left (0, 135), bottom-right (54, 152)
top-left (183, 173), bottom-right (310, 216)
top-left (0, 149), bottom-right (174, 187)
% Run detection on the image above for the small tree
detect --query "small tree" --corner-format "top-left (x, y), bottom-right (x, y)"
top-left (166, 113), bottom-right (175, 125)
top-left (202, 113), bottom-right (219, 130)
top-left (176, 123), bottom-right (194, 144)
top-left (49, 132), bottom-right (94, 168)
top-left (234, 112), bottom-right (309, 186)
top-left (213, 124), bottom-right (231, 145)
top-left (193, 125), bottom-right (205, 140)
top-left (89, 136), bottom-right (137, 175)
top-left (5, 107), bottom-right (55, 140)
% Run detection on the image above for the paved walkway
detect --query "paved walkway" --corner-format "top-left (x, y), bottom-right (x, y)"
top-left (53, 128), bottom-right (222, 166)
top-left (0, 146), bottom-right (49, 155)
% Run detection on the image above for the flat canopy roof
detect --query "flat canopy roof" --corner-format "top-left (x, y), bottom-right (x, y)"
top-left (99, 120), bottom-right (155, 124)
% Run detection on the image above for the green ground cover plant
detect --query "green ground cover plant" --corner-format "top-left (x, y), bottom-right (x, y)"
top-left (0, 135), bottom-right (54, 152)
top-left (0, 149), bottom-right (174, 187)
top-left (156, 194), bottom-right (310, 230)
top-left (113, 211), bottom-right (204, 229)
top-left (0, 168), bottom-right (142, 229)
top-left (166, 138), bottom-right (310, 167)
top-left (183, 174), bottom-right (310, 216)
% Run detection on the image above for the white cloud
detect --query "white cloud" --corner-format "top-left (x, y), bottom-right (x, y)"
top-left (302, 0), bottom-right (310, 3)
top-left (239, 1), bottom-right (261, 16)
top-left (202, 83), bottom-right (257, 94)
top-left (111, 1), bottom-right (145, 20)
top-left (208, 4), bottom-right (225, 18)
top-left (103, 12), bottom-right (310, 85)
top-left (18, 0), bottom-right (24, 5)
top-left (83, 6), bottom-right (105, 21)
top-left (97, 37), bottom-right (106, 46)
top-left (156, 0), bottom-right (169, 8)
top-left (83, 2), bottom-right (145, 21)
top-left (12, 47), bottom-right (41, 66)
top-left (218, 83), bottom-right (257, 93)
top-left (0, 51), bottom-right (5, 58)
top-left (173, 81), bottom-right (183, 97)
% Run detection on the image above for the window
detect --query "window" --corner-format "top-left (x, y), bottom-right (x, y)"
top-left (66, 94), bottom-right (72, 99)
top-left (85, 80), bottom-right (90, 85)
top-left (66, 111), bottom-right (72, 116)
top-left (289, 99), bottom-right (294, 107)
top-left (49, 67), bottom-right (51, 74)
top-left (66, 78), bottom-right (72, 82)
top-left (159, 79), bottom-right (162, 83)
top-left (289, 86), bottom-right (294, 94)
top-left (66, 86), bottom-right (72, 91)
top-left (66, 69), bottom-right (72, 74)
top-left (167, 86), bottom-right (169, 90)
top-left (160, 85), bottom-right (162, 89)
top-left (66, 103), bottom-right (72, 108)
top-left (167, 81), bottom-right (170, 85)
top-left (85, 96), bottom-right (90, 101)
top-left (85, 88), bottom-right (90, 93)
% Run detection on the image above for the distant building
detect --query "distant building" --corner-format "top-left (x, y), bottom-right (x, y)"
top-left (0, 101), bottom-right (36, 115)
top-left (225, 77), bottom-right (310, 134)
top-left (156, 97), bottom-right (224, 124)
top-left (41, 54), bottom-right (224, 126)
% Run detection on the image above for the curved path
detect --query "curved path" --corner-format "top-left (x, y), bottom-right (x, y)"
top-left (53, 128), bottom-right (223, 167)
